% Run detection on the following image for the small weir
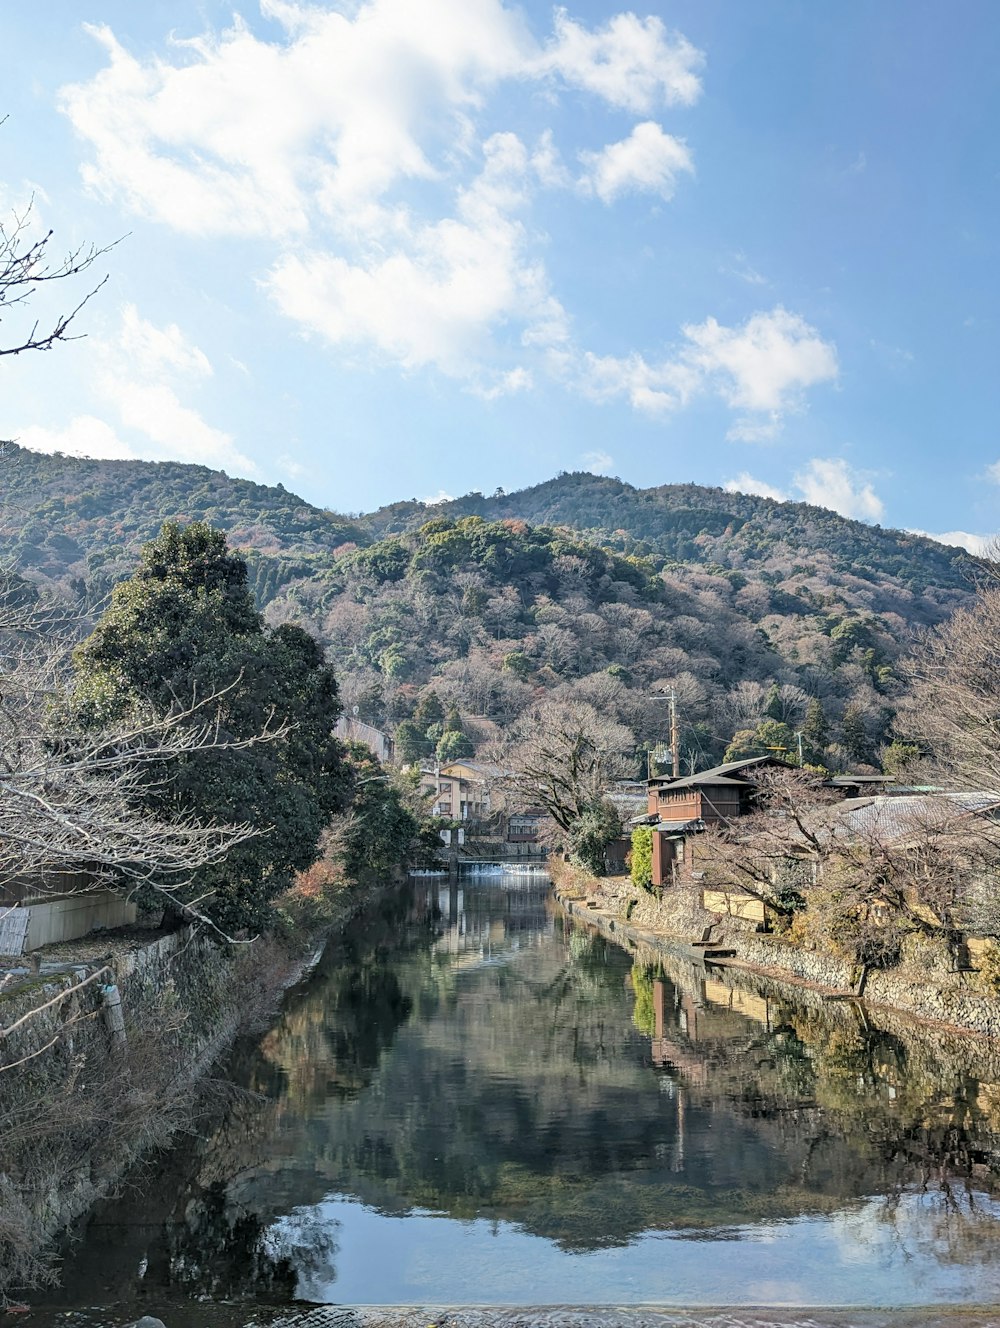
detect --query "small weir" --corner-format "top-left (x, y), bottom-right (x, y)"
top-left (30, 874), bottom-right (1000, 1322)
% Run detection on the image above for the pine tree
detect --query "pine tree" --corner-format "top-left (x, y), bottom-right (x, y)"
top-left (801, 698), bottom-right (829, 763)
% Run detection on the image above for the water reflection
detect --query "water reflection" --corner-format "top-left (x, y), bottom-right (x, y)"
top-left (44, 877), bottom-right (1000, 1310)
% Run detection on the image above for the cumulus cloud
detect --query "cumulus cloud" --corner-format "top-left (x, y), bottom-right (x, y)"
top-left (724, 472), bottom-right (788, 502)
top-left (265, 132), bottom-right (564, 387)
top-left (908, 529), bottom-right (995, 555)
top-left (56, 5), bottom-right (841, 437)
top-left (578, 122), bottom-right (693, 204)
top-left (682, 307), bottom-right (838, 414)
top-left (579, 308), bottom-right (837, 431)
top-left (58, 2), bottom-right (707, 399)
top-left (543, 9), bottom-right (704, 112)
top-left (581, 450), bottom-right (615, 475)
top-left (16, 416), bottom-right (137, 462)
top-left (16, 307), bottom-right (255, 474)
top-left (794, 457), bottom-right (884, 521)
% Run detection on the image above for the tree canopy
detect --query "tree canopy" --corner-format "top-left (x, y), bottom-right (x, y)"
top-left (71, 522), bottom-right (351, 933)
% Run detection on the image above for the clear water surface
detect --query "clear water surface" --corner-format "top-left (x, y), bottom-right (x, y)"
top-left (38, 873), bottom-right (1000, 1315)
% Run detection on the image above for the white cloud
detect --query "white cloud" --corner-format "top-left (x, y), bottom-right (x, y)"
top-left (16, 307), bottom-right (255, 475)
top-left (119, 303), bottom-right (212, 378)
top-left (578, 122), bottom-right (693, 204)
top-left (58, 2), bottom-right (705, 398)
top-left (422, 489), bottom-right (455, 505)
top-left (908, 529), bottom-right (995, 556)
top-left (265, 132), bottom-right (566, 385)
top-left (988, 460), bottom-right (1000, 485)
top-left (581, 450), bottom-right (614, 475)
top-left (682, 307), bottom-right (838, 414)
top-left (794, 457), bottom-right (884, 521)
top-left (16, 416), bottom-right (137, 462)
top-left (579, 307), bottom-right (837, 431)
top-left (543, 10), bottom-right (704, 112)
top-left (60, 2), bottom-right (700, 238)
top-left (724, 472), bottom-right (788, 502)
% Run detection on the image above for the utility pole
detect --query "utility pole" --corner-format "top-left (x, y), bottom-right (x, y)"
top-left (649, 688), bottom-right (681, 779)
top-left (669, 688), bottom-right (680, 779)
top-left (794, 731), bottom-right (804, 766)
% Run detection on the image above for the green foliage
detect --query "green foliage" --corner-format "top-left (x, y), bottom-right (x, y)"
top-left (394, 719), bottom-right (430, 765)
top-left (436, 729), bottom-right (474, 762)
top-left (339, 744), bottom-right (419, 880)
top-left (763, 682), bottom-right (784, 721)
top-left (880, 740), bottom-right (921, 778)
top-left (567, 799), bottom-right (623, 876)
top-left (70, 521), bottom-right (350, 933)
top-left (801, 698), bottom-right (829, 762)
top-left (725, 718), bottom-right (796, 763)
top-left (413, 690), bottom-right (445, 729)
top-left (630, 826), bottom-right (653, 889)
top-left (630, 964), bottom-right (658, 1035)
top-left (840, 704), bottom-right (871, 764)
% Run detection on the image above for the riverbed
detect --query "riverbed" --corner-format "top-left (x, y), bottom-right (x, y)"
top-left (29, 873), bottom-right (1000, 1322)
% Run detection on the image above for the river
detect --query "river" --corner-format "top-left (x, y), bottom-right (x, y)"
top-left (29, 872), bottom-right (1000, 1323)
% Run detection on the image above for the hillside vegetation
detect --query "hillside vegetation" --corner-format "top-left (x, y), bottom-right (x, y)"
top-left (0, 447), bottom-right (980, 768)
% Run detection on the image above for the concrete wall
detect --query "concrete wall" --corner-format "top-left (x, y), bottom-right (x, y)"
top-left (24, 893), bottom-right (137, 952)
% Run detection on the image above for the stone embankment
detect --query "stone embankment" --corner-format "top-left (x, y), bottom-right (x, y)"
top-left (0, 878), bottom-right (391, 1300)
top-left (552, 863), bottom-right (1000, 1038)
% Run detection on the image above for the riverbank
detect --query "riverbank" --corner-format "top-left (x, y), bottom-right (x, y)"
top-left (551, 861), bottom-right (1000, 1038)
top-left (0, 873), bottom-right (401, 1304)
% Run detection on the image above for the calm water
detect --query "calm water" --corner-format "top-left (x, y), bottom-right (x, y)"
top-left (37, 875), bottom-right (1000, 1315)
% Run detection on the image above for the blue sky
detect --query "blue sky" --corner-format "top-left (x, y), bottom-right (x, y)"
top-left (2, 1), bottom-right (998, 546)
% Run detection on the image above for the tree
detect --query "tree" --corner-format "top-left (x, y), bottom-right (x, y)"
top-left (413, 689), bottom-right (445, 731)
top-left (393, 718), bottom-right (429, 765)
top-left (436, 729), bottom-right (474, 763)
top-left (1, 180), bottom-right (115, 357)
top-left (801, 698), bottom-right (829, 764)
top-left (70, 522), bottom-right (351, 933)
top-left (496, 699), bottom-right (633, 834)
top-left (724, 718), bottom-right (796, 763)
top-left (567, 800), bottom-right (623, 876)
top-left (840, 704), bottom-right (870, 765)
top-left (902, 575), bottom-right (1000, 790)
top-left (0, 571), bottom-right (264, 903)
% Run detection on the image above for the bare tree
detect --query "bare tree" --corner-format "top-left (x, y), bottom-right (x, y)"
top-left (0, 175), bottom-right (118, 356)
top-left (493, 699), bottom-right (634, 832)
top-left (0, 575), bottom-right (282, 937)
top-left (901, 573), bottom-right (1000, 791)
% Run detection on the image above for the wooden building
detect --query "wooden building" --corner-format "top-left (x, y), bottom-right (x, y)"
top-left (643, 756), bottom-right (793, 887)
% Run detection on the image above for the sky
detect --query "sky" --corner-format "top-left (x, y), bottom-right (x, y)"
top-left (1, 1), bottom-right (999, 547)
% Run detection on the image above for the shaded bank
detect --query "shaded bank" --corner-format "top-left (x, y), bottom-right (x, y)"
top-left (553, 862), bottom-right (1000, 1037)
top-left (0, 876), bottom-right (398, 1304)
top-left (28, 875), bottom-right (1000, 1318)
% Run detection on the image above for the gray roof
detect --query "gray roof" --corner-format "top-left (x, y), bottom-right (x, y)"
top-left (839, 793), bottom-right (1000, 843)
top-left (649, 755), bottom-right (794, 791)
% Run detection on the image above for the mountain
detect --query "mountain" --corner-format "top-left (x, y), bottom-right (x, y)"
top-left (0, 447), bottom-right (981, 768)
top-left (0, 442), bottom-right (367, 606)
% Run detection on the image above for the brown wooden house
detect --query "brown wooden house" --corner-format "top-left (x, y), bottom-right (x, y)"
top-left (642, 756), bottom-right (793, 887)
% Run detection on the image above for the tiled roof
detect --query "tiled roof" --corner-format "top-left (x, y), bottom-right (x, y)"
top-left (839, 792), bottom-right (1000, 843)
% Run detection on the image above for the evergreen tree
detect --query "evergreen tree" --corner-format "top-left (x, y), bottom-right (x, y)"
top-left (840, 704), bottom-right (870, 765)
top-left (413, 689), bottom-right (445, 730)
top-left (763, 682), bottom-right (783, 721)
top-left (436, 729), bottom-right (475, 762)
top-left (444, 703), bottom-right (463, 733)
top-left (71, 521), bottom-right (350, 932)
top-left (801, 698), bottom-right (829, 763)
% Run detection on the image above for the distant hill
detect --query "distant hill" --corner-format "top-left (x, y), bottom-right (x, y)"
top-left (361, 472), bottom-right (975, 610)
top-left (0, 442), bottom-right (367, 606)
top-left (0, 447), bottom-right (981, 769)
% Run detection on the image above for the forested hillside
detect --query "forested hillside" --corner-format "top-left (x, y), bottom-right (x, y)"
top-left (0, 446), bottom-right (981, 769)
top-left (0, 442), bottom-right (366, 606)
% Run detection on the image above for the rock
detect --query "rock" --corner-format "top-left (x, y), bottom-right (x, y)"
top-left (126, 1317), bottom-right (168, 1328)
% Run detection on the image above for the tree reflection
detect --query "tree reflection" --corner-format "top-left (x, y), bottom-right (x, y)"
top-left (49, 881), bottom-right (1000, 1306)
